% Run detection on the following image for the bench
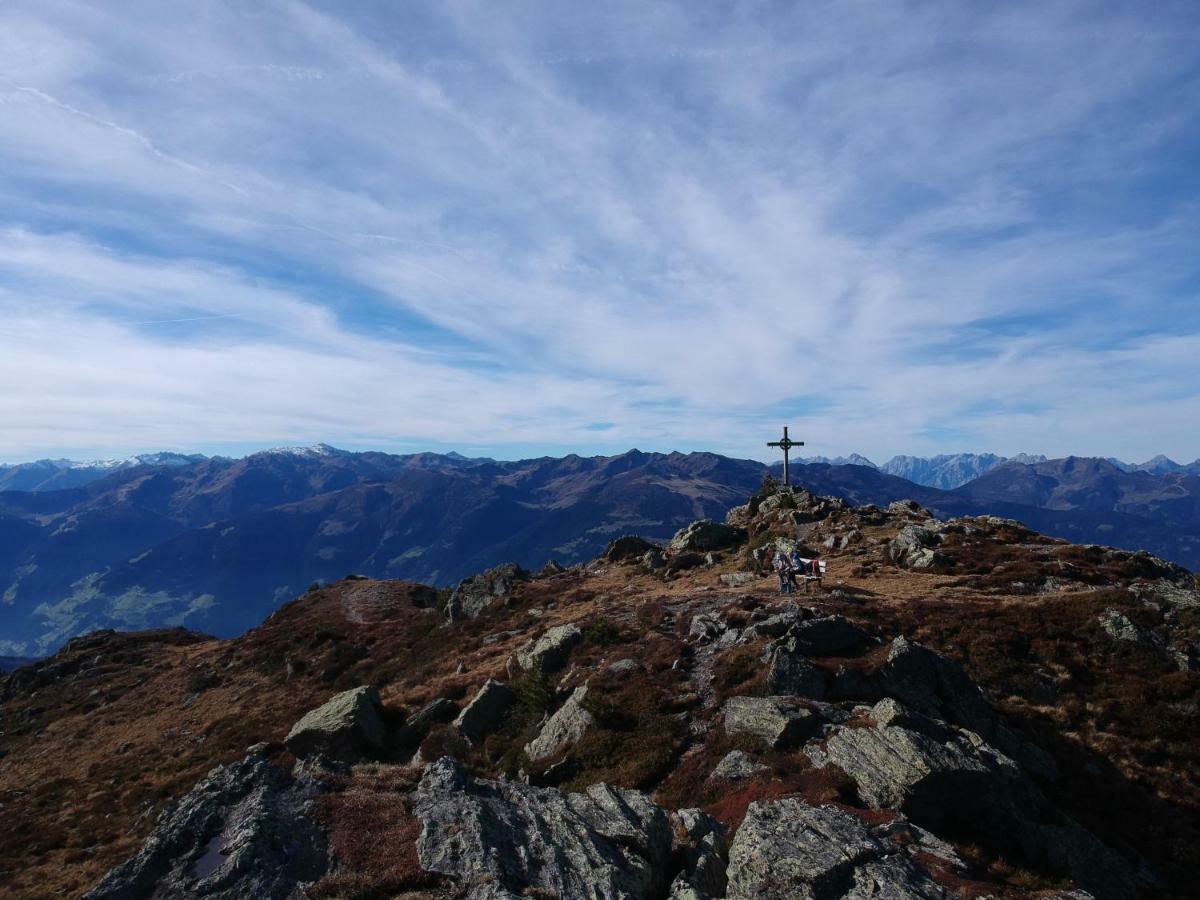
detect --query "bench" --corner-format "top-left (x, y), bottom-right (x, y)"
top-left (797, 558), bottom-right (827, 593)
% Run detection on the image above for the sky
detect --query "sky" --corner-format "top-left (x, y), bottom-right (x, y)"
top-left (0, 1), bottom-right (1198, 466)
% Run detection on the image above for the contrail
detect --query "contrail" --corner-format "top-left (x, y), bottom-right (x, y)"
top-left (136, 314), bottom-right (244, 325)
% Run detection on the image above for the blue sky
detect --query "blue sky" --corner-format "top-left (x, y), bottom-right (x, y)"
top-left (1, 1), bottom-right (1198, 465)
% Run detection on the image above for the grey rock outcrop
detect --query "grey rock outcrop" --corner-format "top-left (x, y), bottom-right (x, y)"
top-left (1097, 608), bottom-right (1158, 645)
top-left (723, 696), bottom-right (822, 748)
top-left (284, 685), bottom-right (385, 761)
top-left (719, 571), bottom-right (758, 588)
top-left (516, 623), bottom-right (583, 673)
top-left (809, 698), bottom-right (1138, 900)
top-left (669, 520), bottom-right (747, 553)
top-left (454, 679), bottom-right (515, 742)
top-left (447, 562), bottom-right (531, 620)
top-left (414, 756), bottom-right (674, 899)
top-left (605, 535), bottom-right (662, 562)
top-left (85, 748), bottom-right (327, 900)
top-left (709, 750), bottom-right (768, 781)
top-left (671, 808), bottom-right (728, 898)
top-left (726, 798), bottom-right (949, 899)
top-left (877, 637), bottom-right (1056, 780)
top-left (524, 686), bottom-right (595, 761)
top-left (888, 524), bottom-right (945, 569)
top-left (787, 615), bottom-right (871, 657)
top-left (765, 642), bottom-right (828, 698)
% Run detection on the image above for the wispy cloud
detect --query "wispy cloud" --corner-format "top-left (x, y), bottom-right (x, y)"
top-left (0, 0), bottom-right (1197, 463)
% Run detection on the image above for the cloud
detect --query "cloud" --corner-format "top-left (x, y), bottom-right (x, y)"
top-left (0, 0), bottom-right (1197, 464)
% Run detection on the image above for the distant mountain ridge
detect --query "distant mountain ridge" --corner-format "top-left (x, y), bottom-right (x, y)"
top-left (797, 451), bottom-right (1200, 489)
top-left (1, 444), bottom-right (1198, 656)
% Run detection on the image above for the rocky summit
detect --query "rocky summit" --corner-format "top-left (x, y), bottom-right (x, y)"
top-left (1, 482), bottom-right (1199, 898)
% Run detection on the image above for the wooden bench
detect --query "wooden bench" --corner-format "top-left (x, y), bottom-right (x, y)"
top-left (797, 559), bottom-right (827, 592)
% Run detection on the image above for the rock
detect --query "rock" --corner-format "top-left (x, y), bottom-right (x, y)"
top-left (671, 809), bottom-right (728, 898)
top-left (764, 642), bottom-right (828, 698)
top-left (811, 698), bottom-right (1138, 900)
top-left (398, 697), bottom-right (457, 745)
top-left (888, 524), bottom-right (944, 568)
top-left (516, 623), bottom-right (583, 673)
top-left (284, 685), bottom-right (385, 761)
top-left (447, 563), bottom-right (531, 620)
top-left (719, 571), bottom-right (758, 588)
top-left (1097, 608), bottom-right (1159, 645)
top-left (878, 637), bottom-right (1057, 781)
top-left (665, 552), bottom-right (707, 575)
top-left (710, 750), bottom-right (769, 781)
top-left (741, 607), bottom-right (807, 640)
top-left (726, 798), bottom-right (949, 899)
top-left (786, 615), bottom-right (870, 657)
top-left (84, 748), bottom-right (327, 900)
top-left (642, 549), bottom-right (668, 571)
top-left (415, 756), bottom-right (674, 898)
top-left (605, 535), bottom-right (662, 562)
top-left (723, 696), bottom-right (822, 748)
top-left (453, 679), bottom-right (515, 742)
top-left (887, 499), bottom-right (932, 519)
top-left (525, 686), bottom-right (595, 761)
top-left (539, 560), bottom-right (567, 577)
top-left (669, 520), bottom-right (747, 553)
top-left (607, 658), bottom-right (641, 677)
top-left (689, 613), bottom-right (726, 642)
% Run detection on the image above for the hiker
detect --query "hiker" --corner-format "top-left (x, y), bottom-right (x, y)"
top-left (773, 550), bottom-right (793, 594)
top-left (789, 549), bottom-right (806, 589)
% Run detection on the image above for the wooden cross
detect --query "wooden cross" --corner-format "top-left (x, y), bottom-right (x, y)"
top-left (767, 426), bottom-right (804, 487)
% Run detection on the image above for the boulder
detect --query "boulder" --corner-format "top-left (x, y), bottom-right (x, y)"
top-left (605, 535), bottom-right (663, 562)
top-left (671, 809), bottom-right (728, 898)
top-left (878, 637), bottom-right (1056, 780)
top-left (524, 686), bottom-right (595, 761)
top-left (607, 658), bottom-right (641, 677)
top-left (786, 615), bottom-right (870, 657)
top-left (453, 679), bottom-right (515, 742)
top-left (447, 563), bottom-right (531, 620)
top-left (810, 699), bottom-right (1140, 900)
top-left (764, 642), bottom-right (828, 698)
top-left (669, 520), bottom-right (747, 554)
top-left (415, 756), bottom-right (674, 898)
top-left (723, 696), bottom-right (822, 748)
top-left (642, 549), bottom-right (668, 571)
top-left (516, 623), bottom-right (583, 673)
top-left (888, 524), bottom-right (944, 568)
top-left (85, 748), bottom-right (327, 900)
top-left (719, 571), bottom-right (758, 588)
top-left (665, 551), bottom-right (707, 575)
top-left (887, 499), bottom-right (932, 519)
top-left (284, 685), bottom-right (385, 761)
top-left (725, 798), bottom-right (950, 899)
top-left (709, 750), bottom-right (769, 781)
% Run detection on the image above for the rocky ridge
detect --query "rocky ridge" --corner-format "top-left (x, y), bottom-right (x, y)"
top-left (2, 481), bottom-right (1198, 898)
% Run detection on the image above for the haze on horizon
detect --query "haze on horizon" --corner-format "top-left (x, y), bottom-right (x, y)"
top-left (1, 1), bottom-right (1198, 465)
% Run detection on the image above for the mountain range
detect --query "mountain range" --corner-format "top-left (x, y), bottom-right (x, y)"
top-left (798, 451), bottom-right (1200, 489)
top-left (0, 445), bottom-right (1198, 656)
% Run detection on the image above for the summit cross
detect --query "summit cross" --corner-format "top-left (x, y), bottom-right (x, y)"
top-left (767, 426), bottom-right (804, 487)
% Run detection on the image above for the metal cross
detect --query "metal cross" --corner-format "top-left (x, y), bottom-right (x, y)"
top-left (767, 426), bottom-right (804, 487)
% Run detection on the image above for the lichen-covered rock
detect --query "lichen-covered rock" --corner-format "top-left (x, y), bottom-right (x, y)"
top-left (671, 808), bottom-right (727, 898)
top-left (525, 686), bottom-right (595, 761)
top-left (516, 623), bottom-right (583, 673)
top-left (284, 685), bottom-right (385, 761)
top-left (454, 679), bottom-right (515, 742)
top-left (719, 571), bottom-right (758, 588)
top-left (888, 524), bottom-right (945, 568)
top-left (709, 750), bottom-right (768, 781)
top-left (723, 696), bottom-right (822, 748)
top-left (725, 798), bottom-right (949, 899)
top-left (1097, 608), bottom-right (1159, 645)
top-left (85, 748), bottom-right (327, 899)
top-left (669, 520), bottom-right (747, 553)
top-left (414, 757), bottom-right (674, 899)
top-left (447, 562), bottom-right (531, 620)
